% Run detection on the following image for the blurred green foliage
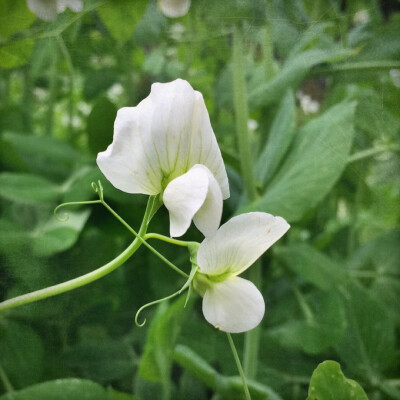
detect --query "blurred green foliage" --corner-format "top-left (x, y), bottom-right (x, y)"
top-left (0, 0), bottom-right (399, 399)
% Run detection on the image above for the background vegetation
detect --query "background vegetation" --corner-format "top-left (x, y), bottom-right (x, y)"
top-left (0, 0), bottom-right (399, 399)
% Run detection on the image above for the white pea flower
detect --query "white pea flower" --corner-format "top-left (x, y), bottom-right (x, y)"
top-left (97, 79), bottom-right (229, 238)
top-left (26, 0), bottom-right (83, 21)
top-left (158, 0), bottom-right (191, 18)
top-left (194, 212), bottom-right (290, 333)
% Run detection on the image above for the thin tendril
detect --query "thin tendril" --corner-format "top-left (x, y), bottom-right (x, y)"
top-left (54, 200), bottom-right (101, 222)
top-left (135, 265), bottom-right (198, 327)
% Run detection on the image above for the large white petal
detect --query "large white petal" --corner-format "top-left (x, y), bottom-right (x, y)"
top-left (198, 212), bottom-right (290, 276)
top-left (159, 0), bottom-right (191, 18)
top-left (202, 277), bottom-right (265, 333)
top-left (97, 79), bottom-right (229, 198)
top-left (193, 166), bottom-right (222, 237)
top-left (26, 0), bottom-right (58, 21)
top-left (163, 165), bottom-right (209, 237)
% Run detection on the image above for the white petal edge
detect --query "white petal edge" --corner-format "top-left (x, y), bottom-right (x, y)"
top-left (159, 0), bottom-right (191, 18)
top-left (193, 166), bottom-right (223, 237)
top-left (27, 0), bottom-right (58, 21)
top-left (202, 277), bottom-right (265, 333)
top-left (163, 165), bottom-right (209, 237)
top-left (197, 212), bottom-right (290, 276)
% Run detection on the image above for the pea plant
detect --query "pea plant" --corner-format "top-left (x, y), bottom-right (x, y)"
top-left (0, 1), bottom-right (399, 400)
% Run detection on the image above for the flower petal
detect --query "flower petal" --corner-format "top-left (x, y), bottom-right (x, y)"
top-left (27, 0), bottom-right (58, 21)
top-left (97, 79), bottom-right (229, 199)
top-left (163, 165), bottom-right (209, 237)
top-left (193, 166), bottom-right (223, 237)
top-left (202, 277), bottom-right (265, 333)
top-left (197, 212), bottom-right (290, 276)
top-left (159, 0), bottom-right (191, 18)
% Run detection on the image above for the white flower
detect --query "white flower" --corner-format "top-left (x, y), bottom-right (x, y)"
top-left (26, 0), bottom-right (83, 21)
top-left (194, 212), bottom-right (290, 333)
top-left (97, 79), bottom-right (229, 238)
top-left (159, 0), bottom-right (190, 18)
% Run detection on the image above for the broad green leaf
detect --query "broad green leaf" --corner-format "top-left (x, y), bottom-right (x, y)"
top-left (87, 97), bottom-right (117, 154)
top-left (255, 90), bottom-right (296, 186)
top-left (307, 361), bottom-right (369, 400)
top-left (139, 296), bottom-right (191, 390)
top-left (0, 173), bottom-right (60, 204)
top-left (335, 282), bottom-right (396, 380)
top-left (0, 379), bottom-right (110, 400)
top-left (32, 209), bottom-right (91, 257)
top-left (63, 339), bottom-right (133, 383)
top-left (2, 132), bottom-right (81, 179)
top-left (270, 291), bottom-right (346, 354)
top-left (0, 39), bottom-right (34, 69)
top-left (276, 244), bottom-right (347, 290)
top-left (83, 69), bottom-right (118, 100)
top-left (0, 320), bottom-right (43, 389)
top-left (97, 0), bottom-right (148, 42)
top-left (248, 47), bottom-right (353, 108)
top-left (0, 0), bottom-right (35, 39)
top-left (246, 101), bottom-right (356, 222)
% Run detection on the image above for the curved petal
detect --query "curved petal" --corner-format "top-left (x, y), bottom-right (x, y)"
top-left (198, 212), bottom-right (290, 276)
top-left (193, 166), bottom-right (223, 237)
top-left (97, 79), bottom-right (229, 198)
top-left (63, 0), bottom-right (83, 12)
top-left (159, 0), bottom-right (191, 18)
top-left (27, 0), bottom-right (58, 21)
top-left (202, 277), bottom-right (265, 333)
top-left (163, 165), bottom-right (209, 237)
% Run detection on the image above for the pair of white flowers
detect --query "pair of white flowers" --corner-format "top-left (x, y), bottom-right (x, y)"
top-left (97, 79), bottom-right (290, 333)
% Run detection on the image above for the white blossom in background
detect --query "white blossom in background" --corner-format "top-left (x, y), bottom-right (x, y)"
top-left (296, 90), bottom-right (320, 115)
top-left (390, 69), bottom-right (400, 88)
top-left (107, 83), bottom-right (124, 103)
top-left (169, 23), bottom-right (185, 41)
top-left (247, 119), bottom-right (259, 132)
top-left (97, 79), bottom-right (229, 238)
top-left (159, 0), bottom-right (191, 18)
top-left (353, 9), bottom-right (370, 25)
top-left (26, 0), bottom-right (83, 21)
top-left (193, 212), bottom-right (290, 333)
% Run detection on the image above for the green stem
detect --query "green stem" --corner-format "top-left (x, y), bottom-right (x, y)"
top-left (312, 61), bottom-right (400, 76)
top-left (144, 233), bottom-right (190, 247)
top-left (293, 286), bottom-right (314, 323)
top-left (227, 333), bottom-right (252, 400)
top-left (101, 201), bottom-right (188, 279)
top-left (57, 35), bottom-right (75, 140)
top-left (348, 144), bottom-right (400, 164)
top-left (233, 26), bottom-right (257, 201)
top-left (233, 25), bottom-right (261, 380)
top-left (0, 197), bottom-right (155, 313)
top-left (0, 364), bottom-right (13, 393)
top-left (46, 45), bottom-right (59, 136)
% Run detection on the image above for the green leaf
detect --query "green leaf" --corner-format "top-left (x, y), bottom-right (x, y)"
top-left (0, 0), bottom-right (35, 39)
top-left (248, 47), bottom-right (353, 108)
top-left (0, 39), bottom-right (34, 69)
top-left (97, 0), bottom-right (148, 42)
top-left (139, 296), bottom-right (191, 389)
top-left (2, 132), bottom-right (81, 179)
top-left (0, 379), bottom-right (110, 400)
top-left (87, 97), bottom-right (117, 154)
top-left (0, 173), bottom-right (60, 204)
top-left (246, 100), bottom-right (356, 222)
top-left (270, 291), bottom-right (346, 354)
top-left (0, 320), bottom-right (44, 389)
top-left (32, 209), bottom-right (91, 257)
top-left (276, 244), bottom-right (347, 290)
top-left (255, 90), bottom-right (296, 186)
top-left (63, 339), bottom-right (133, 383)
top-left (307, 361), bottom-right (369, 400)
top-left (335, 282), bottom-right (396, 380)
